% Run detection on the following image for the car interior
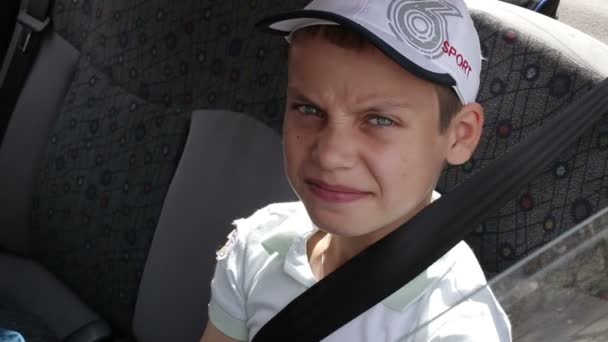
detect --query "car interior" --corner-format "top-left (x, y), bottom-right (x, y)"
top-left (0, 0), bottom-right (607, 341)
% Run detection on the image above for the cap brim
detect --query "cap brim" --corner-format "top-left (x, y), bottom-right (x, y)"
top-left (255, 10), bottom-right (456, 88)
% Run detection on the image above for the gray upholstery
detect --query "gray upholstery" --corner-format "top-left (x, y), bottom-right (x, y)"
top-left (473, 0), bottom-right (608, 75)
top-left (0, 32), bottom-right (79, 255)
top-left (0, 253), bottom-right (99, 340)
top-left (30, 52), bottom-right (190, 333)
top-left (51, 0), bottom-right (310, 133)
top-left (133, 109), bottom-right (295, 342)
top-left (27, 0), bottom-right (309, 333)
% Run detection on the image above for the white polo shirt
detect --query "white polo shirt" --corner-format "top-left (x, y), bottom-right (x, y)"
top-left (208, 200), bottom-right (512, 341)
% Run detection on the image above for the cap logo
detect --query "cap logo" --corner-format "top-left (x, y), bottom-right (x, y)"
top-left (387, 0), bottom-right (463, 59)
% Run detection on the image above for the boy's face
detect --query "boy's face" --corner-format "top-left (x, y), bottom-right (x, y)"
top-left (283, 34), bottom-right (455, 239)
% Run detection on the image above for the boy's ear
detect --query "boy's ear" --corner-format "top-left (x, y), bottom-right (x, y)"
top-left (445, 102), bottom-right (484, 166)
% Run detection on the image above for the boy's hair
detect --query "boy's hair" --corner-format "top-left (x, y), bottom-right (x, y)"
top-left (290, 25), bottom-right (463, 133)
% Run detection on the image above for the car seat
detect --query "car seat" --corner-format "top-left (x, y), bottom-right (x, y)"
top-left (0, 0), bottom-right (607, 341)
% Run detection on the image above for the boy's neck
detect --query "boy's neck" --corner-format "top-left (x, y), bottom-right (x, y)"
top-left (310, 191), bottom-right (435, 280)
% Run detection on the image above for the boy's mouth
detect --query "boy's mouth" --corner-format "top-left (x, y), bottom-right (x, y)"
top-left (305, 178), bottom-right (370, 203)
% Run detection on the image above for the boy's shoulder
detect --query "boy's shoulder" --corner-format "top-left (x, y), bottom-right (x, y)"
top-left (216, 201), bottom-right (311, 261)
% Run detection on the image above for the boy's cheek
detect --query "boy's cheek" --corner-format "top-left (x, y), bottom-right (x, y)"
top-left (283, 128), bottom-right (304, 152)
top-left (284, 120), bottom-right (315, 150)
top-left (283, 134), bottom-right (307, 172)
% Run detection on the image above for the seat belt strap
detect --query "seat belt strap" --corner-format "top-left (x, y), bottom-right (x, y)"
top-left (252, 77), bottom-right (608, 342)
top-left (0, 0), bottom-right (50, 88)
top-left (0, 0), bottom-right (52, 143)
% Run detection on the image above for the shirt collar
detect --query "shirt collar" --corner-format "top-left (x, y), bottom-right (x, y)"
top-left (260, 191), bottom-right (454, 311)
top-left (260, 201), bottom-right (312, 258)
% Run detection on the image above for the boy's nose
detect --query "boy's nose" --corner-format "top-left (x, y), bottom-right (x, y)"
top-left (312, 124), bottom-right (358, 171)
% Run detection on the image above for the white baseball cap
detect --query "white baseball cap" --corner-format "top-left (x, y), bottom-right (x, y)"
top-left (257, 0), bottom-right (482, 104)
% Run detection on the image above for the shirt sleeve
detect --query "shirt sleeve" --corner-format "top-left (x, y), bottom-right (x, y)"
top-left (428, 293), bottom-right (512, 342)
top-left (208, 225), bottom-right (250, 341)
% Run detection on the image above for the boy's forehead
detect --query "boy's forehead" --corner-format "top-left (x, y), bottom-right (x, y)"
top-left (288, 34), bottom-right (392, 73)
top-left (287, 36), bottom-right (435, 99)
top-left (287, 84), bottom-right (418, 111)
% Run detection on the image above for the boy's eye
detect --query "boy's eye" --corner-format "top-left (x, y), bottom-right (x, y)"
top-left (368, 116), bottom-right (395, 127)
top-left (296, 104), bottom-right (322, 116)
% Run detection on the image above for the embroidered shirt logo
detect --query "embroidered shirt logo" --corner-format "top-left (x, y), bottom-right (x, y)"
top-left (387, 0), bottom-right (463, 59)
top-left (216, 229), bottom-right (239, 260)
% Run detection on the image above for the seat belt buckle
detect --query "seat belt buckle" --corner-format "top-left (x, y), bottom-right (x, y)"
top-left (16, 9), bottom-right (51, 52)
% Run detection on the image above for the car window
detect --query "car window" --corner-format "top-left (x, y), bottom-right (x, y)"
top-left (406, 206), bottom-right (608, 341)
top-left (558, 0), bottom-right (608, 45)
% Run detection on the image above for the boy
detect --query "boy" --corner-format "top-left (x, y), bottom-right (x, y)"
top-left (0, 329), bottom-right (24, 342)
top-left (201, 0), bottom-right (511, 341)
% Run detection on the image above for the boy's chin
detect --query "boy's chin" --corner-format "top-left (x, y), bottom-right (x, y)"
top-left (306, 207), bottom-right (385, 238)
top-left (303, 199), bottom-right (422, 241)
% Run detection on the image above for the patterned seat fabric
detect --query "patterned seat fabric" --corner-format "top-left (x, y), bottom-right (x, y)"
top-left (30, 56), bottom-right (189, 332)
top-left (51, 0), bottom-right (311, 133)
top-left (29, 0), bottom-right (606, 337)
top-left (439, 11), bottom-right (606, 276)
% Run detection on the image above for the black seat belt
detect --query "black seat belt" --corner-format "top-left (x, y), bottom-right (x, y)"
top-left (252, 77), bottom-right (608, 342)
top-left (0, 2), bottom-right (21, 60)
top-left (0, 0), bottom-right (53, 143)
